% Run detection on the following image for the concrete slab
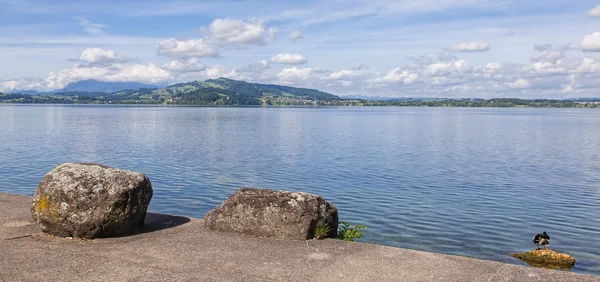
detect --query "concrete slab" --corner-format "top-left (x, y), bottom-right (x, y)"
top-left (1, 192), bottom-right (598, 282)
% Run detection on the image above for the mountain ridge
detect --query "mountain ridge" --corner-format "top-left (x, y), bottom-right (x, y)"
top-left (108, 77), bottom-right (339, 105)
top-left (1, 78), bottom-right (339, 105)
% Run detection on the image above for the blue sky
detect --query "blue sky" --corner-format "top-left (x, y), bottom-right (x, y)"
top-left (1, 0), bottom-right (600, 97)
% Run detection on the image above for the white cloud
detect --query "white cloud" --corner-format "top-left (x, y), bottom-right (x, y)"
top-left (587, 5), bottom-right (600, 17)
top-left (289, 30), bottom-right (303, 40)
top-left (365, 43), bottom-right (600, 97)
top-left (157, 39), bottom-right (219, 59)
top-left (426, 60), bottom-right (475, 76)
top-left (505, 78), bottom-right (530, 89)
top-left (522, 61), bottom-right (566, 76)
top-left (107, 63), bottom-right (172, 83)
top-left (172, 63), bottom-right (275, 84)
top-left (1, 47), bottom-right (173, 91)
top-left (237, 60), bottom-right (270, 73)
top-left (573, 57), bottom-right (600, 73)
top-left (157, 18), bottom-right (278, 60)
top-left (311, 66), bottom-right (331, 73)
top-left (6, 36), bottom-right (600, 98)
top-left (375, 68), bottom-right (418, 84)
top-left (582, 32), bottom-right (600, 52)
top-left (319, 69), bottom-right (369, 90)
top-left (352, 63), bottom-right (369, 70)
top-left (0, 78), bottom-right (49, 92)
top-left (162, 58), bottom-right (206, 73)
top-left (270, 53), bottom-right (307, 65)
top-left (0, 80), bottom-right (18, 91)
top-left (45, 63), bottom-right (171, 90)
top-left (323, 70), bottom-right (357, 80)
top-left (205, 18), bottom-right (273, 46)
top-left (204, 66), bottom-right (231, 79)
top-left (278, 66), bottom-right (313, 85)
top-left (531, 44), bottom-right (569, 63)
top-left (447, 42), bottom-right (490, 52)
top-left (226, 64), bottom-right (278, 83)
top-left (77, 48), bottom-right (130, 64)
top-left (75, 17), bottom-right (105, 36)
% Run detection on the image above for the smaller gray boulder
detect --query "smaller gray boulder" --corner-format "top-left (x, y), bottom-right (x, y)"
top-left (204, 188), bottom-right (338, 240)
top-left (32, 163), bottom-right (153, 238)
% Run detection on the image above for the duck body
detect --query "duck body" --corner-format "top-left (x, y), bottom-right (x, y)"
top-left (532, 231), bottom-right (550, 250)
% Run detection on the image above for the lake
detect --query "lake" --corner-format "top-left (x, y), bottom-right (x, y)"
top-left (1, 105), bottom-right (599, 275)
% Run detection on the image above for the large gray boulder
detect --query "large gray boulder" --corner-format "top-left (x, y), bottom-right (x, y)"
top-left (32, 163), bottom-right (153, 238)
top-left (204, 188), bottom-right (338, 240)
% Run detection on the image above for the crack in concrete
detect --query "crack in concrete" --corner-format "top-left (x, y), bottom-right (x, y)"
top-left (4, 234), bottom-right (32, 240)
top-left (305, 240), bottom-right (314, 269)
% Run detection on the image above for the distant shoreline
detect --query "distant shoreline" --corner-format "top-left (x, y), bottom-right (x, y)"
top-left (1, 101), bottom-right (599, 108)
top-left (2, 78), bottom-right (599, 108)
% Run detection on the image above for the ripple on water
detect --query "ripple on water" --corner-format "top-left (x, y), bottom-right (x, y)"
top-left (1, 105), bottom-right (600, 275)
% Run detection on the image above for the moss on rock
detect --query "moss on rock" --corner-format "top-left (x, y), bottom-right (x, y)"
top-left (511, 249), bottom-right (575, 271)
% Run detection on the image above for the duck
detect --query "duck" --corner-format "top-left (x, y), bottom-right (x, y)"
top-left (532, 231), bottom-right (550, 250)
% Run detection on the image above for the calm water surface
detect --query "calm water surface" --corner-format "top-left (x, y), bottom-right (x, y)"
top-left (1, 105), bottom-right (599, 275)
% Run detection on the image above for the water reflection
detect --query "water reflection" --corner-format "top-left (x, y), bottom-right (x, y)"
top-left (0, 105), bottom-right (599, 275)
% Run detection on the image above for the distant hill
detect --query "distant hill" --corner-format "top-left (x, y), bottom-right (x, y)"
top-left (110, 78), bottom-right (339, 105)
top-left (0, 78), bottom-right (340, 105)
top-left (2, 82), bottom-right (600, 108)
top-left (57, 80), bottom-right (159, 93)
top-left (161, 78), bottom-right (337, 99)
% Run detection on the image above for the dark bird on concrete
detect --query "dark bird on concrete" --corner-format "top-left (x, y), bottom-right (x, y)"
top-left (532, 231), bottom-right (550, 250)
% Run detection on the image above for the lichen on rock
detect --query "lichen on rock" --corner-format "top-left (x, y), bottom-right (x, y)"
top-left (31, 163), bottom-right (153, 239)
top-left (511, 249), bottom-right (576, 271)
top-left (204, 188), bottom-right (338, 240)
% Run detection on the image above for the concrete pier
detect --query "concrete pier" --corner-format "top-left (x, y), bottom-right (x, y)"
top-left (1, 192), bottom-right (598, 282)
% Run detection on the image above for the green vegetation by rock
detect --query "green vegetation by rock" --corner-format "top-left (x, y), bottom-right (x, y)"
top-left (337, 222), bottom-right (368, 241)
top-left (511, 249), bottom-right (576, 271)
top-left (314, 223), bottom-right (331, 240)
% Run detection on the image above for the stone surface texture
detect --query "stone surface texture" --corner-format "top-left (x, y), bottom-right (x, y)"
top-left (31, 163), bottom-right (152, 238)
top-left (204, 188), bottom-right (338, 240)
top-left (2, 192), bottom-right (599, 282)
